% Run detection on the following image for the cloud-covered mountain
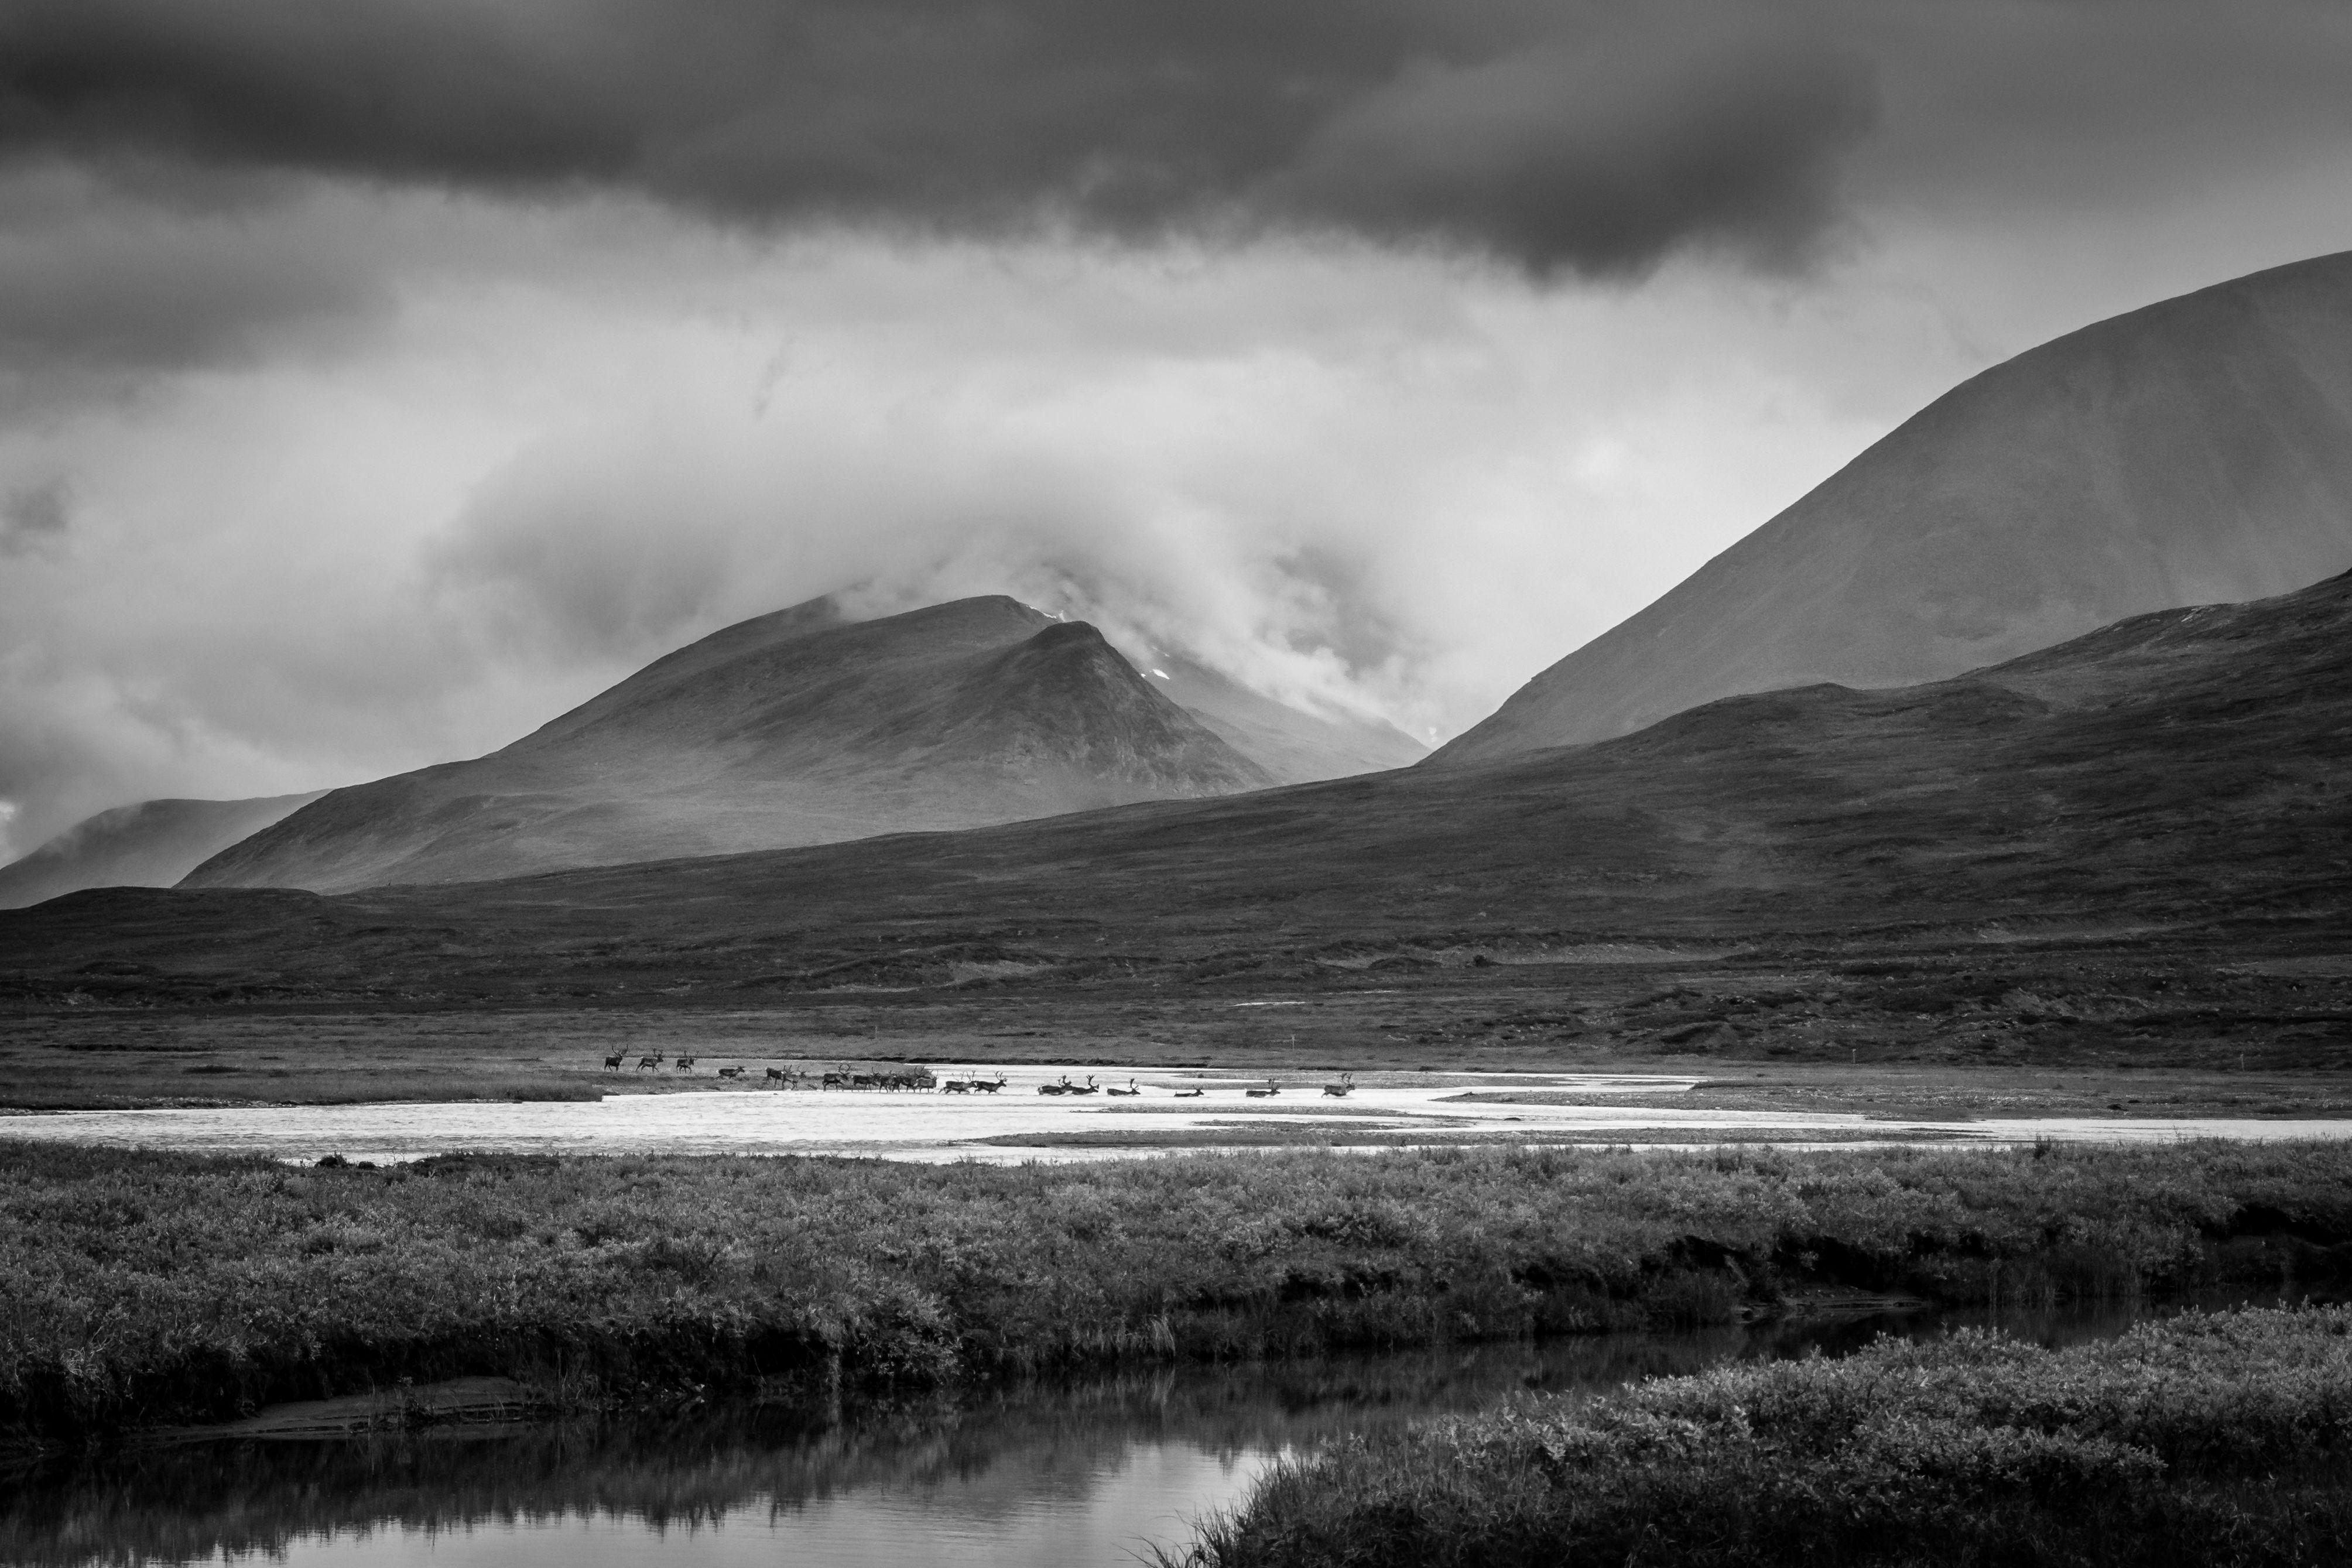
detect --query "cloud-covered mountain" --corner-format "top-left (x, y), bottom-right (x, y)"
top-left (180, 595), bottom-right (1285, 893)
top-left (19, 568), bottom-right (2348, 1004)
top-left (1436, 249), bottom-right (2352, 764)
top-left (1138, 655), bottom-right (1426, 784)
top-left (0, 792), bottom-right (324, 909)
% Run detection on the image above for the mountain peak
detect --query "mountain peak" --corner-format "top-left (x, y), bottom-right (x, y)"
top-left (181, 594), bottom-right (1264, 892)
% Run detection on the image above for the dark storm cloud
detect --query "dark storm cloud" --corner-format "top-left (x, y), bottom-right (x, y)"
top-left (0, 184), bottom-right (382, 378)
top-left (1851, 1), bottom-right (2352, 210)
top-left (1272, 28), bottom-right (1871, 275)
top-left (0, 0), bottom-right (1875, 278)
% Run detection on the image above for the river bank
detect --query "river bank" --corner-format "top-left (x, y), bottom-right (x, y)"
top-left (6, 1139), bottom-right (2351, 1454)
top-left (0, 1308), bottom-right (2262, 1568)
top-left (1175, 1304), bottom-right (2352, 1567)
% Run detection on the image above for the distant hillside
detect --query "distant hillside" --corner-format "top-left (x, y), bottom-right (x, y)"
top-left (0, 793), bottom-right (326, 909)
top-left (1142, 655), bottom-right (1426, 782)
top-left (21, 570), bottom-right (2348, 1004)
top-left (1437, 249), bottom-right (2352, 764)
top-left (183, 596), bottom-right (1272, 893)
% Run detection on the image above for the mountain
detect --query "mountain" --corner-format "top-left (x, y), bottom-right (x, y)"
top-left (1138, 654), bottom-right (1426, 782)
top-left (181, 596), bottom-right (1273, 894)
top-left (1436, 249), bottom-right (2352, 765)
top-left (21, 569), bottom-right (2348, 1004)
top-left (0, 793), bottom-right (326, 909)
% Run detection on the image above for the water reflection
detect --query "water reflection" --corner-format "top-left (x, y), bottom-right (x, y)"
top-left (0, 1298), bottom-right (2275, 1568)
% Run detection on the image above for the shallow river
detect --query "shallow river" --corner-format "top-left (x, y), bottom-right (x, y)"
top-left (6, 1066), bottom-right (2347, 1162)
top-left (0, 1299), bottom-right (2256, 1568)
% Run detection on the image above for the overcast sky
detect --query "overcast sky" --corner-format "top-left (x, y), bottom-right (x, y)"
top-left (4, 0), bottom-right (2351, 857)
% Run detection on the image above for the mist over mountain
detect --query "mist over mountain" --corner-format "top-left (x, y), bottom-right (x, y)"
top-left (1437, 249), bottom-right (2352, 765)
top-left (180, 595), bottom-right (1291, 894)
top-left (1138, 655), bottom-right (1427, 784)
top-left (0, 793), bottom-right (325, 910)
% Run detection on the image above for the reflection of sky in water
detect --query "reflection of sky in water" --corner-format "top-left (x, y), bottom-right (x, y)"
top-left (19, 1306), bottom-right (2299, 1568)
top-left (201, 1444), bottom-right (1272, 1566)
top-left (4, 1064), bottom-right (2349, 1163)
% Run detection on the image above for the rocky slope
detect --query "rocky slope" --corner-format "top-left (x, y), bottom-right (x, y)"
top-left (1437, 249), bottom-right (2352, 764)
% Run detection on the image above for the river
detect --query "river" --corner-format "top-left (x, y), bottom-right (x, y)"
top-left (0, 1296), bottom-right (2299, 1568)
top-left (5, 1066), bottom-right (2346, 1162)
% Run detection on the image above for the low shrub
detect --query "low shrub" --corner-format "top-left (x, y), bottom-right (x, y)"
top-left (4, 1139), bottom-right (2350, 1447)
top-left (1177, 1305), bottom-right (2352, 1567)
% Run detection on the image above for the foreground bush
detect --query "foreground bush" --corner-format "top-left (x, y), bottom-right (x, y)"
top-left (4, 1139), bottom-right (2350, 1447)
top-left (1179, 1305), bottom-right (2352, 1567)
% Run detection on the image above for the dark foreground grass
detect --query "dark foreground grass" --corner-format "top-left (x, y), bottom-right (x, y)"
top-left (1175, 1305), bottom-right (2352, 1568)
top-left (5, 1139), bottom-right (2352, 1451)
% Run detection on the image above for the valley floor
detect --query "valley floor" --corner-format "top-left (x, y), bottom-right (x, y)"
top-left (5, 933), bottom-right (2348, 1117)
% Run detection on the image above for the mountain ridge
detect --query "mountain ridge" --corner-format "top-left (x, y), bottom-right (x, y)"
top-left (15, 568), bottom-right (2345, 999)
top-left (0, 792), bottom-right (328, 910)
top-left (1435, 248), bottom-right (2352, 765)
top-left (182, 597), bottom-right (1275, 894)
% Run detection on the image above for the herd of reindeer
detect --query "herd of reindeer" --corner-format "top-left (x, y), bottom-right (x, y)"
top-left (598, 1053), bottom-right (1360, 1098)
top-left (599, 1053), bottom-right (957, 1090)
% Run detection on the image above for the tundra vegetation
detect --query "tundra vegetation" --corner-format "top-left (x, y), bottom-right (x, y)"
top-left (5, 947), bottom-right (2348, 1114)
top-left (5, 1139), bottom-right (2350, 1452)
top-left (1172, 1305), bottom-right (2352, 1567)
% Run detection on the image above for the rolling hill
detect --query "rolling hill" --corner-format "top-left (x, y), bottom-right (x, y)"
top-left (15, 569), bottom-right (2347, 1004)
top-left (180, 596), bottom-right (1275, 893)
top-left (0, 793), bottom-right (326, 910)
top-left (1436, 249), bottom-right (2352, 765)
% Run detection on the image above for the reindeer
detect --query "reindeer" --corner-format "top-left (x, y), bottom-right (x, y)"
top-left (1245, 1080), bottom-right (1281, 1098)
top-left (943, 1079), bottom-right (973, 1093)
top-left (971, 1074), bottom-right (1007, 1093)
top-left (1105, 1078), bottom-right (1142, 1097)
top-left (635, 1053), bottom-right (665, 1071)
top-left (715, 1066), bottom-right (745, 1081)
top-left (602, 1052), bottom-right (625, 1071)
top-left (675, 1055), bottom-right (697, 1072)
top-left (1323, 1073), bottom-right (1356, 1098)
top-left (765, 1067), bottom-right (790, 1088)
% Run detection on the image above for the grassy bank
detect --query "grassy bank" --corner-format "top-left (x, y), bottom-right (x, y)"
top-left (5, 1140), bottom-right (2352, 1451)
top-left (1176, 1305), bottom-right (2352, 1567)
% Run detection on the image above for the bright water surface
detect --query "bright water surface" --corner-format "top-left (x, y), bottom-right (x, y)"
top-left (5, 1066), bottom-right (2347, 1162)
top-left (0, 1299), bottom-right (2266, 1568)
